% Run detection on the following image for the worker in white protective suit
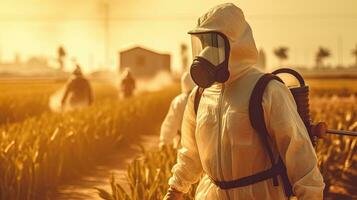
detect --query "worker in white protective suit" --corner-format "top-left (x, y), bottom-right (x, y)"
top-left (159, 72), bottom-right (195, 148)
top-left (164, 3), bottom-right (324, 200)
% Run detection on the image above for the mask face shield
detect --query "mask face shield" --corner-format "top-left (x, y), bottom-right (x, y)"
top-left (191, 32), bottom-right (226, 66)
top-left (189, 32), bottom-right (230, 88)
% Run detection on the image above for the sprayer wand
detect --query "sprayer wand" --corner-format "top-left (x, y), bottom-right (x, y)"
top-left (326, 129), bottom-right (357, 137)
top-left (311, 122), bottom-right (357, 137)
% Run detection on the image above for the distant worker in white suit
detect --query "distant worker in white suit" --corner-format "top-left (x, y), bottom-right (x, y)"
top-left (159, 72), bottom-right (195, 148)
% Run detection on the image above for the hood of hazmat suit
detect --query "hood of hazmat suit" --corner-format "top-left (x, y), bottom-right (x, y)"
top-left (168, 3), bottom-right (324, 200)
top-left (160, 72), bottom-right (195, 148)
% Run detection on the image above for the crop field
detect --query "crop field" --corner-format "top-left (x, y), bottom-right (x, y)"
top-left (0, 80), bottom-right (119, 125)
top-left (0, 79), bottom-right (355, 200)
top-left (0, 80), bottom-right (178, 200)
top-left (98, 78), bottom-right (357, 200)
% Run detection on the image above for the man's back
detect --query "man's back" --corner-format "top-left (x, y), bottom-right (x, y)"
top-left (160, 93), bottom-right (190, 148)
top-left (64, 77), bottom-right (92, 105)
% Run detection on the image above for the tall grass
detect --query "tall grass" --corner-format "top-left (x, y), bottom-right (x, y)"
top-left (99, 91), bottom-right (356, 200)
top-left (0, 85), bottom-right (178, 200)
top-left (312, 96), bottom-right (357, 199)
top-left (96, 146), bottom-right (197, 200)
top-left (0, 81), bottom-right (118, 125)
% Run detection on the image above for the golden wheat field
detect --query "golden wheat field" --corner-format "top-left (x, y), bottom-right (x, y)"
top-left (0, 79), bottom-right (356, 200)
top-left (0, 80), bottom-right (178, 200)
top-left (96, 79), bottom-right (357, 200)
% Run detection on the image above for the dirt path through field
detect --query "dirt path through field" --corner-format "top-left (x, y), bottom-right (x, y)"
top-left (51, 133), bottom-right (160, 200)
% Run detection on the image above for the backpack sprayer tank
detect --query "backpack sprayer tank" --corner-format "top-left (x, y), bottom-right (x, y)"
top-left (272, 68), bottom-right (357, 143)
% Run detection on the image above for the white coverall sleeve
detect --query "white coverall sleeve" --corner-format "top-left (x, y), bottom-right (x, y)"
top-left (159, 96), bottom-right (181, 147)
top-left (263, 81), bottom-right (325, 200)
top-left (168, 89), bottom-right (203, 193)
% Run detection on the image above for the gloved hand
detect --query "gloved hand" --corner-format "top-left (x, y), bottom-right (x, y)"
top-left (163, 187), bottom-right (184, 200)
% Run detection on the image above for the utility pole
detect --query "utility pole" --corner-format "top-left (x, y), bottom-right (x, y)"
top-left (103, 0), bottom-right (110, 68)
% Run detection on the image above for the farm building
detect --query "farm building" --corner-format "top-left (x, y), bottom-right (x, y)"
top-left (119, 46), bottom-right (171, 79)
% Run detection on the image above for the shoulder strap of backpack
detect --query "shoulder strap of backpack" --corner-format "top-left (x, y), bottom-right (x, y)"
top-left (249, 73), bottom-right (283, 186)
top-left (192, 74), bottom-right (293, 196)
top-left (194, 87), bottom-right (205, 115)
top-left (249, 73), bottom-right (293, 196)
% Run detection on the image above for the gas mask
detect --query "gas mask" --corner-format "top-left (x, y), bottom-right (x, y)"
top-left (189, 32), bottom-right (230, 88)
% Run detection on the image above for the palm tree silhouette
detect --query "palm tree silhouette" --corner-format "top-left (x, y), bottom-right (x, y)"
top-left (352, 45), bottom-right (357, 67)
top-left (315, 47), bottom-right (331, 68)
top-left (274, 47), bottom-right (288, 66)
top-left (57, 46), bottom-right (66, 70)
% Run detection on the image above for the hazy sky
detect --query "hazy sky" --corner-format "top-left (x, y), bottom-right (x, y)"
top-left (0, 0), bottom-right (357, 72)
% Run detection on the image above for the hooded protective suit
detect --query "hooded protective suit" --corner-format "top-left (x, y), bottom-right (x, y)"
top-left (159, 72), bottom-right (195, 148)
top-left (167, 3), bottom-right (324, 200)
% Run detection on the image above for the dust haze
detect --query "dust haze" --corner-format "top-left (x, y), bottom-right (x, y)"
top-left (49, 70), bottom-right (175, 112)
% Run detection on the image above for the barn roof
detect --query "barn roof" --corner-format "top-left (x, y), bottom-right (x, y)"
top-left (120, 46), bottom-right (170, 57)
